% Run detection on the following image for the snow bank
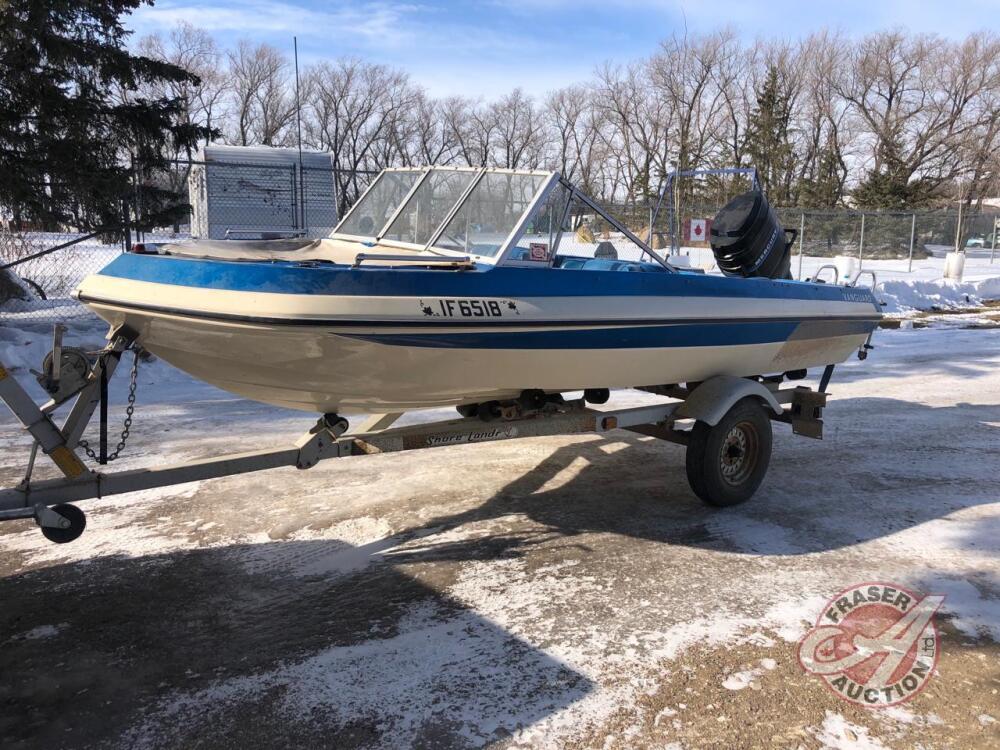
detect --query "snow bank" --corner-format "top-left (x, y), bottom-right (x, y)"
top-left (0, 267), bottom-right (34, 306)
top-left (878, 276), bottom-right (1000, 314)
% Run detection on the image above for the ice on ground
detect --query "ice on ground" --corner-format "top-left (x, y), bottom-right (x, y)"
top-left (921, 577), bottom-right (1000, 641)
top-left (123, 598), bottom-right (592, 749)
top-left (812, 711), bottom-right (891, 750)
top-left (234, 516), bottom-right (400, 578)
top-left (11, 623), bottom-right (66, 641)
top-left (3, 298), bottom-right (1000, 749)
top-left (721, 658), bottom-right (777, 690)
top-left (722, 668), bottom-right (760, 690)
top-left (877, 706), bottom-right (944, 727)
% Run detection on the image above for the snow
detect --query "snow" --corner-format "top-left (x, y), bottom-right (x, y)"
top-left (811, 711), bottom-right (891, 750)
top-left (10, 623), bottom-right (66, 641)
top-left (878, 276), bottom-right (1000, 314)
top-left (721, 658), bottom-right (778, 690)
top-left (124, 598), bottom-right (592, 749)
top-left (671, 245), bottom-right (1000, 315)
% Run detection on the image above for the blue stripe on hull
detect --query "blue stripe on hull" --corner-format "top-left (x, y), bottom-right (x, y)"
top-left (341, 319), bottom-right (876, 349)
top-left (96, 253), bottom-right (881, 307)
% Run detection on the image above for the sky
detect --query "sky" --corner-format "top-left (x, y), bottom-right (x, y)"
top-left (128, 0), bottom-right (1000, 98)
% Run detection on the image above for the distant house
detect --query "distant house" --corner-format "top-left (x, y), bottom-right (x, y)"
top-left (188, 145), bottom-right (338, 239)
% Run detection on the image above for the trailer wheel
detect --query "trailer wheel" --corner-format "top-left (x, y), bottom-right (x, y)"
top-left (456, 403), bottom-right (478, 418)
top-left (685, 397), bottom-right (772, 507)
top-left (40, 504), bottom-right (87, 544)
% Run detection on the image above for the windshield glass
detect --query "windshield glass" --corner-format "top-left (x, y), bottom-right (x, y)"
top-left (381, 169), bottom-right (478, 246)
top-left (433, 172), bottom-right (548, 257)
top-left (335, 170), bottom-right (421, 237)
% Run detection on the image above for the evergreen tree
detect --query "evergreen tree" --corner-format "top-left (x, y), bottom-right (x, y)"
top-left (799, 134), bottom-right (843, 208)
top-left (744, 64), bottom-right (795, 204)
top-left (851, 132), bottom-right (938, 209)
top-left (0, 0), bottom-right (214, 230)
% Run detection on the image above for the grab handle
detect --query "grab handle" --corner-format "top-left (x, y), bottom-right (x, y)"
top-left (851, 269), bottom-right (877, 290)
top-left (810, 264), bottom-right (839, 284)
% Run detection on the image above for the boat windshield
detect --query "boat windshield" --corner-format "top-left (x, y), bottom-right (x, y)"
top-left (381, 169), bottom-right (479, 246)
top-left (433, 172), bottom-right (549, 257)
top-left (335, 170), bottom-right (421, 238)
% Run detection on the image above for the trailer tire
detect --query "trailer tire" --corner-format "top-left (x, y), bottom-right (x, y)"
top-left (685, 397), bottom-right (772, 507)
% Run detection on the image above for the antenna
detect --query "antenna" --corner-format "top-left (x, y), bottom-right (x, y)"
top-left (293, 36), bottom-right (305, 233)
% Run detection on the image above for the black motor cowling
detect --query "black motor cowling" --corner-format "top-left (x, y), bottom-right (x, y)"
top-left (709, 191), bottom-right (795, 279)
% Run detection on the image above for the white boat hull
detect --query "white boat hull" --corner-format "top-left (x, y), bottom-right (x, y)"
top-left (77, 251), bottom-right (881, 414)
top-left (83, 298), bottom-right (872, 413)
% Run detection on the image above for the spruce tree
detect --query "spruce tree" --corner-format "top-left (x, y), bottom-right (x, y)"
top-left (744, 65), bottom-right (795, 204)
top-left (799, 135), bottom-right (843, 208)
top-left (0, 0), bottom-right (214, 230)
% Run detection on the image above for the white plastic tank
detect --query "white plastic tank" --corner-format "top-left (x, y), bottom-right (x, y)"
top-left (834, 255), bottom-right (858, 283)
top-left (944, 251), bottom-right (966, 281)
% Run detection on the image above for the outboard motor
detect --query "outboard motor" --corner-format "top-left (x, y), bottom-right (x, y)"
top-left (709, 191), bottom-right (796, 279)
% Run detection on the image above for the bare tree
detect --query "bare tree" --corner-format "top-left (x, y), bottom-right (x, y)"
top-left (490, 89), bottom-right (544, 168)
top-left (836, 31), bottom-right (996, 205)
top-left (139, 23), bottom-right (226, 146)
top-left (793, 32), bottom-right (852, 206)
top-left (545, 85), bottom-right (608, 195)
top-left (394, 91), bottom-right (461, 166)
top-left (304, 58), bottom-right (417, 211)
top-left (132, 25), bottom-right (1000, 212)
top-left (226, 41), bottom-right (296, 147)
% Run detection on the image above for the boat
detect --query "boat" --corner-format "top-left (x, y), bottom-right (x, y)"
top-left (74, 166), bottom-right (882, 415)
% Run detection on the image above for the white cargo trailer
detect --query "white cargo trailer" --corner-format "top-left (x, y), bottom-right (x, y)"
top-left (188, 145), bottom-right (338, 239)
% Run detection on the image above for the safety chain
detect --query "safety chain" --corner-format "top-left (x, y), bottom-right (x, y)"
top-left (79, 348), bottom-right (140, 463)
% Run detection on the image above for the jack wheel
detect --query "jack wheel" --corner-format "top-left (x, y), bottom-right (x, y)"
top-left (584, 388), bottom-right (609, 405)
top-left (40, 504), bottom-right (87, 544)
top-left (685, 398), bottom-right (772, 507)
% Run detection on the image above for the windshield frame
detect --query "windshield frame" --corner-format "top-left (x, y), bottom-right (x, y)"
top-left (376, 166), bottom-right (485, 253)
top-left (330, 166), bottom-right (428, 242)
top-left (495, 176), bottom-right (677, 271)
top-left (330, 165), bottom-right (593, 266)
top-left (423, 167), bottom-right (556, 263)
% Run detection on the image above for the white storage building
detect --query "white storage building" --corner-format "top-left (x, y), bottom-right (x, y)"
top-left (188, 145), bottom-right (338, 239)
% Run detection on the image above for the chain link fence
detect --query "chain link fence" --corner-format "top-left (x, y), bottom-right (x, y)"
top-left (649, 200), bottom-right (999, 275)
top-left (1, 161), bottom-right (378, 327)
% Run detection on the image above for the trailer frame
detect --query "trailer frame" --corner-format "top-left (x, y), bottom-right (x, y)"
top-left (0, 327), bottom-right (831, 544)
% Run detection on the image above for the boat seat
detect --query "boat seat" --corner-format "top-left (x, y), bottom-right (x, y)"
top-left (552, 255), bottom-right (667, 273)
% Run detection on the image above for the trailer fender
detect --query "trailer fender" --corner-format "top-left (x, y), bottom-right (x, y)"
top-left (675, 376), bottom-right (782, 426)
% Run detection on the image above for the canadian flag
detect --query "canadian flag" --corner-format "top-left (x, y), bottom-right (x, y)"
top-left (689, 218), bottom-right (707, 240)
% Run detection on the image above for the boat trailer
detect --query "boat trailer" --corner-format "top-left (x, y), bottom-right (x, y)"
top-left (0, 326), bottom-right (833, 544)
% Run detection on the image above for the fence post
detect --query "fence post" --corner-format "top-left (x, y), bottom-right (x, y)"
top-left (797, 212), bottom-right (805, 280)
top-left (954, 200), bottom-right (963, 252)
top-left (992, 217), bottom-right (997, 264)
top-left (908, 213), bottom-right (916, 273)
top-left (858, 212), bottom-right (865, 266)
